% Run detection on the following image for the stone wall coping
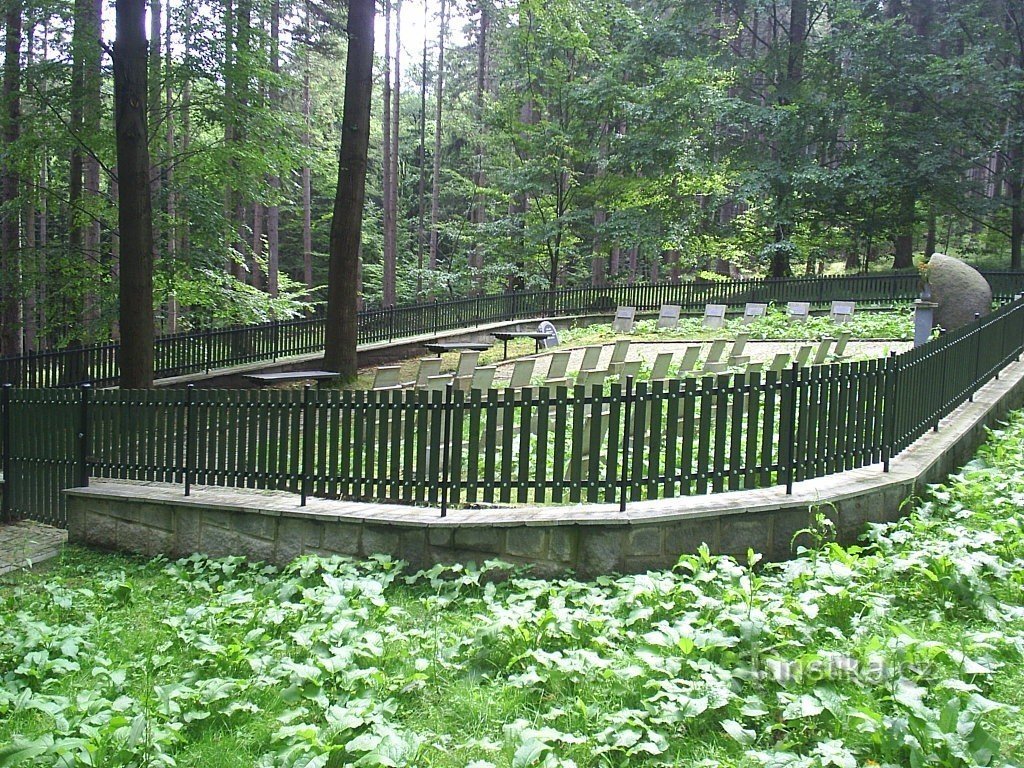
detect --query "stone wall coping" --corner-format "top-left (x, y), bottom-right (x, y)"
top-left (67, 357), bottom-right (1024, 531)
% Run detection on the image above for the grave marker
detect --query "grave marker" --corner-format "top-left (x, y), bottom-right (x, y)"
top-left (703, 304), bottom-right (727, 329)
top-left (742, 303), bottom-right (767, 323)
top-left (656, 304), bottom-right (682, 329)
top-left (830, 300), bottom-right (856, 323)
top-left (611, 306), bottom-right (637, 333)
top-left (787, 301), bottom-right (810, 321)
top-left (537, 320), bottom-right (560, 348)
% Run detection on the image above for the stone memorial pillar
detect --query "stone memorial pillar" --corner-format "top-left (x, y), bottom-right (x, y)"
top-left (914, 300), bottom-right (937, 347)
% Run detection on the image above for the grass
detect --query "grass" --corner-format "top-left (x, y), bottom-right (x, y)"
top-left (5, 409), bottom-right (1024, 766)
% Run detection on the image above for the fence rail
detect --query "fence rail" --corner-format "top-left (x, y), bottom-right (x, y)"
top-left (6, 270), bottom-right (1024, 389)
top-left (4, 297), bottom-right (1023, 527)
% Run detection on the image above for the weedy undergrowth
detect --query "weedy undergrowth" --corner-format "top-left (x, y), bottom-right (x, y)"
top-left (4, 416), bottom-right (1024, 767)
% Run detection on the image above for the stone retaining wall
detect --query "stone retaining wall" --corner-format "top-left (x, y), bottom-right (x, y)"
top-left (67, 358), bottom-right (1024, 578)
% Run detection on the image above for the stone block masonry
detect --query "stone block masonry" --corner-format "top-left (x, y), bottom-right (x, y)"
top-left (66, 358), bottom-right (1024, 579)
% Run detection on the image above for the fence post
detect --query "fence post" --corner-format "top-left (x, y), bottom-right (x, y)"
top-left (780, 364), bottom-right (799, 494)
top-left (935, 339), bottom-right (947, 432)
top-left (301, 384), bottom-right (314, 507)
top-left (77, 384), bottom-right (92, 488)
top-left (205, 326), bottom-right (213, 373)
top-left (2, 384), bottom-right (11, 522)
top-left (970, 313), bottom-right (981, 402)
top-left (998, 309), bottom-right (1007, 377)
top-left (184, 384), bottom-right (195, 497)
top-left (619, 376), bottom-right (634, 513)
top-left (273, 319), bottom-right (280, 362)
top-left (440, 382), bottom-right (454, 518)
top-left (882, 352), bottom-right (897, 473)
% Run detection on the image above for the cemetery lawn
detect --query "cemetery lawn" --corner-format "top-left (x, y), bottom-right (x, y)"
top-left (4, 409), bottom-right (1024, 766)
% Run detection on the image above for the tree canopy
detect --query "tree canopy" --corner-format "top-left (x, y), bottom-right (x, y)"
top-left (0, 0), bottom-right (1021, 358)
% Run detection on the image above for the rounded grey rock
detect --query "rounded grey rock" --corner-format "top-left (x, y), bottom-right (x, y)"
top-left (926, 253), bottom-right (992, 332)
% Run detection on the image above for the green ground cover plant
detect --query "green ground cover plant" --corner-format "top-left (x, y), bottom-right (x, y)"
top-left (560, 306), bottom-right (914, 347)
top-left (5, 409), bottom-right (1024, 766)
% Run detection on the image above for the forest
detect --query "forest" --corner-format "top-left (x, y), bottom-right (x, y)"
top-left (0, 0), bottom-right (1021, 358)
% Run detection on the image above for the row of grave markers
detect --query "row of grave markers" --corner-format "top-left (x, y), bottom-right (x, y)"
top-left (535, 300), bottom-right (858, 348)
top-left (608, 301), bottom-right (857, 333)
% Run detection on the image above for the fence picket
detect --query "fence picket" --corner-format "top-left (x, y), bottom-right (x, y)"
top-left (7, 295), bottom-right (1024, 525)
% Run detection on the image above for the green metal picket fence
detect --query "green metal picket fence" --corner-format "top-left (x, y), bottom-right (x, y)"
top-left (4, 297), bottom-right (1023, 527)
top-left (6, 270), bottom-right (1024, 389)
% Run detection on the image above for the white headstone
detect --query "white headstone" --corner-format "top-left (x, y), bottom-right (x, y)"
top-left (611, 306), bottom-right (636, 333)
top-left (703, 304), bottom-right (727, 329)
top-left (657, 304), bottom-right (682, 329)
top-left (830, 300), bottom-right (856, 323)
top-left (742, 303), bottom-right (767, 323)
top-left (537, 320), bottom-right (560, 348)
top-left (787, 301), bottom-right (810, 321)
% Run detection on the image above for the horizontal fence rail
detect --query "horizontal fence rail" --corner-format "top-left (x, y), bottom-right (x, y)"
top-left (3, 297), bottom-right (1023, 526)
top-left (5, 270), bottom-right (1024, 389)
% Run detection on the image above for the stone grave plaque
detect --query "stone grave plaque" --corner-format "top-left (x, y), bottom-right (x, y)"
top-left (611, 306), bottom-right (637, 333)
top-left (537, 320), bottom-right (560, 348)
top-left (830, 300), bottom-right (856, 323)
top-left (703, 304), bottom-right (727, 329)
top-left (742, 303), bottom-right (767, 323)
top-left (787, 301), bottom-right (810, 321)
top-left (657, 304), bottom-right (681, 329)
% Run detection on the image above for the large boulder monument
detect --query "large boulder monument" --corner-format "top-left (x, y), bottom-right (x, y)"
top-left (923, 253), bottom-right (992, 332)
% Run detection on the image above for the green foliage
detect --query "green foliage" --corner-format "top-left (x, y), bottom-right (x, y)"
top-left (559, 306), bottom-right (914, 348)
top-left (8, 409), bottom-right (1024, 764)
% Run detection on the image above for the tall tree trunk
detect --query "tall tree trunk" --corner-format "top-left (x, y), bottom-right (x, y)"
top-left (178, 0), bottom-right (193, 294)
top-left (591, 208), bottom-right (606, 287)
top-left (416, 8), bottom-right (428, 297)
top-left (428, 0), bottom-right (447, 275)
top-left (37, 22), bottom-right (47, 346)
top-left (302, 0), bottom-right (313, 291)
top-left (591, 122), bottom-right (609, 287)
top-left (149, 0), bottom-right (161, 211)
top-left (323, 0), bottom-right (374, 378)
top-left (924, 209), bottom-right (936, 258)
top-left (22, 21), bottom-right (35, 351)
top-left (108, 171), bottom-right (120, 340)
top-left (223, 0), bottom-right (248, 283)
top-left (267, 0), bottom-right (280, 298)
top-left (389, 0), bottom-right (401, 299)
top-left (68, 0), bottom-right (89, 347)
top-left (83, 0), bottom-right (102, 337)
top-left (893, 187), bottom-right (916, 269)
top-left (146, 0), bottom-right (162, 329)
top-left (469, 0), bottom-right (489, 295)
top-left (165, 0), bottom-right (178, 330)
top-left (113, 0), bottom-right (155, 387)
top-left (252, 202), bottom-right (263, 289)
top-left (381, 0), bottom-right (396, 306)
top-left (889, 0), bottom-right (929, 270)
top-left (1011, 163), bottom-right (1023, 270)
top-left (666, 248), bottom-right (681, 283)
top-left (1, 0), bottom-right (22, 356)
